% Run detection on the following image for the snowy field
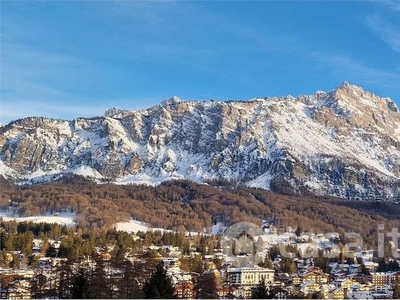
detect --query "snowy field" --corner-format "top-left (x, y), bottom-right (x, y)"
top-left (0, 211), bottom-right (164, 234)
top-left (0, 210), bottom-right (218, 235)
top-left (115, 219), bottom-right (150, 233)
top-left (0, 211), bottom-right (76, 227)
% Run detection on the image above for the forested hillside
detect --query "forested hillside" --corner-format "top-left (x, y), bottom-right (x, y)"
top-left (1, 175), bottom-right (399, 246)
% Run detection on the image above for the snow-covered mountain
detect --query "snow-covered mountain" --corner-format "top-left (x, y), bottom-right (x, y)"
top-left (1, 82), bottom-right (399, 201)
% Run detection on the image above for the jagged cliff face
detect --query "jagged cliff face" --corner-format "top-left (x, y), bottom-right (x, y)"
top-left (1, 82), bottom-right (399, 201)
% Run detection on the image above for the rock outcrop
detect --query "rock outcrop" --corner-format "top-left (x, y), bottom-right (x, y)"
top-left (1, 83), bottom-right (399, 201)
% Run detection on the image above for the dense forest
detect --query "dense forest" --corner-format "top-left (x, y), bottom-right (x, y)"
top-left (1, 175), bottom-right (399, 246)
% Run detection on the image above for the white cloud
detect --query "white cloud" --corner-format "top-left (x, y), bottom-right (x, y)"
top-left (0, 41), bottom-right (97, 124)
top-left (380, 0), bottom-right (400, 12)
top-left (2, 0), bottom-right (399, 125)
top-left (1, 41), bottom-right (88, 99)
top-left (307, 51), bottom-right (400, 86)
top-left (365, 15), bottom-right (400, 54)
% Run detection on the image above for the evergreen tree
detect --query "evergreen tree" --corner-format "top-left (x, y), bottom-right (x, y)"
top-left (70, 269), bottom-right (92, 299)
top-left (0, 250), bottom-right (4, 266)
top-left (260, 255), bottom-right (274, 269)
top-left (31, 271), bottom-right (48, 299)
top-left (282, 258), bottom-right (297, 274)
top-left (377, 258), bottom-right (388, 272)
top-left (57, 261), bottom-right (73, 299)
top-left (142, 263), bottom-right (175, 299)
top-left (198, 235), bottom-right (207, 258)
top-left (295, 226), bottom-right (302, 237)
top-left (311, 291), bottom-right (324, 299)
top-left (90, 257), bottom-right (112, 299)
top-left (112, 244), bottom-right (126, 263)
top-left (313, 250), bottom-right (330, 273)
top-left (388, 259), bottom-right (400, 271)
top-left (46, 245), bottom-right (59, 257)
top-left (251, 278), bottom-right (274, 299)
top-left (268, 245), bottom-right (280, 261)
top-left (360, 263), bottom-right (370, 275)
top-left (182, 255), bottom-right (203, 273)
top-left (194, 271), bottom-right (218, 299)
top-left (0, 231), bottom-right (6, 250)
top-left (119, 262), bottom-right (144, 299)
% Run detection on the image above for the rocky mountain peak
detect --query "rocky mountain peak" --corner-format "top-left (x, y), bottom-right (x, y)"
top-left (329, 81), bottom-right (398, 113)
top-left (0, 84), bottom-right (399, 201)
top-left (104, 107), bottom-right (131, 119)
top-left (330, 81), bottom-right (368, 105)
top-left (311, 82), bottom-right (400, 137)
top-left (160, 96), bottom-right (183, 106)
top-left (105, 107), bottom-right (122, 117)
top-left (336, 81), bottom-right (359, 91)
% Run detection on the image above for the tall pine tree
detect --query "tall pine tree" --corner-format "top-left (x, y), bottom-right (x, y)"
top-left (70, 269), bottom-right (92, 299)
top-left (118, 261), bottom-right (144, 299)
top-left (194, 271), bottom-right (218, 299)
top-left (143, 263), bottom-right (175, 299)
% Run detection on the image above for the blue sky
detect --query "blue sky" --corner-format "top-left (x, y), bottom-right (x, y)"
top-left (1, 0), bottom-right (400, 125)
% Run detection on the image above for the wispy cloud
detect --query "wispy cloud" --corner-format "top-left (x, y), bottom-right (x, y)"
top-left (107, 0), bottom-right (400, 98)
top-left (1, 41), bottom-right (88, 98)
top-left (379, 0), bottom-right (400, 12)
top-left (231, 19), bottom-right (400, 90)
top-left (0, 40), bottom-right (156, 124)
top-left (0, 4), bottom-right (185, 124)
top-left (2, 0), bottom-right (399, 125)
top-left (307, 51), bottom-right (400, 87)
top-left (365, 15), bottom-right (400, 54)
top-left (0, 41), bottom-right (93, 123)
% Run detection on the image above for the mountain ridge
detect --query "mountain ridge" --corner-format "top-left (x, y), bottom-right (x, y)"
top-left (1, 82), bottom-right (399, 201)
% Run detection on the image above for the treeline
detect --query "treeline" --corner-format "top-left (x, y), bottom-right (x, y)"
top-left (14, 257), bottom-right (221, 299)
top-left (0, 221), bottom-right (219, 267)
top-left (4, 255), bottom-right (153, 299)
top-left (1, 176), bottom-right (400, 245)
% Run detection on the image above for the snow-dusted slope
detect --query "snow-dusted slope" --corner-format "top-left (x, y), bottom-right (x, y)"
top-left (1, 83), bottom-right (399, 200)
